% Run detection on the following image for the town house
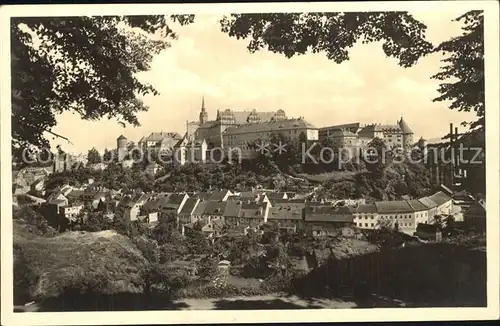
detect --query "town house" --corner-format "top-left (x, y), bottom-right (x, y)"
top-left (353, 203), bottom-right (379, 229)
top-left (428, 191), bottom-right (453, 217)
top-left (304, 205), bottom-right (354, 237)
top-left (464, 200), bottom-right (486, 234)
top-left (267, 200), bottom-right (305, 233)
top-left (177, 197), bottom-right (201, 227)
top-left (159, 193), bottom-right (189, 215)
top-left (237, 202), bottom-right (270, 229)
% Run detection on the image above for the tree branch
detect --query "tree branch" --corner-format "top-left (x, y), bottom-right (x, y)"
top-left (45, 129), bottom-right (73, 145)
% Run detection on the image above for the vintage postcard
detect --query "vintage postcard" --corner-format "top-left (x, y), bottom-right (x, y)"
top-left (1, 1), bottom-right (499, 325)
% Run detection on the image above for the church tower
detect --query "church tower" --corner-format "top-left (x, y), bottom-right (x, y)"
top-left (199, 96), bottom-right (208, 124)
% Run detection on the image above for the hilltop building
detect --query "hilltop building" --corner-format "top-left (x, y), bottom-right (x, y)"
top-left (222, 117), bottom-right (319, 159)
top-left (117, 135), bottom-right (128, 162)
top-left (186, 97), bottom-right (290, 148)
top-left (318, 117), bottom-right (414, 155)
top-left (138, 132), bottom-right (183, 151)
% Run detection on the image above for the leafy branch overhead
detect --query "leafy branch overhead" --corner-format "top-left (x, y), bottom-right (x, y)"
top-left (220, 11), bottom-right (485, 132)
top-left (220, 12), bottom-right (434, 67)
top-left (11, 15), bottom-right (194, 154)
top-left (431, 11), bottom-right (484, 130)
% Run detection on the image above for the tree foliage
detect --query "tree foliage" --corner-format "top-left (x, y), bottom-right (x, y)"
top-left (87, 147), bottom-right (101, 164)
top-left (432, 11), bottom-right (484, 131)
top-left (11, 15), bottom-right (194, 158)
top-left (220, 12), bottom-right (433, 67)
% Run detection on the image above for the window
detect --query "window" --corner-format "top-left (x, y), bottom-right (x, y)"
top-left (371, 223), bottom-right (374, 227)
top-left (365, 223), bottom-right (368, 227)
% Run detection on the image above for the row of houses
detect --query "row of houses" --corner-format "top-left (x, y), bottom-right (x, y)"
top-left (12, 166), bottom-right (53, 195)
top-left (108, 188), bottom-right (456, 238)
top-left (39, 183), bottom-right (486, 237)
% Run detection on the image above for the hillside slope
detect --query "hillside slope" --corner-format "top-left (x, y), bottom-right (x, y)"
top-left (14, 223), bottom-right (149, 304)
top-left (292, 241), bottom-right (486, 307)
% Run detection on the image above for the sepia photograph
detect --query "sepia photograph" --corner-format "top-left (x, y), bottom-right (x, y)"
top-left (1, 1), bottom-right (499, 325)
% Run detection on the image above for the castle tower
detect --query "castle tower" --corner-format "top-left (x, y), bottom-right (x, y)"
top-left (117, 134), bottom-right (128, 161)
top-left (398, 117), bottom-right (414, 153)
top-left (199, 96), bottom-right (208, 124)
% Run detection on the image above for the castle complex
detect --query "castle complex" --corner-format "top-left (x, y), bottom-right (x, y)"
top-left (318, 118), bottom-right (414, 154)
top-left (116, 98), bottom-right (416, 163)
top-left (186, 97), bottom-right (292, 147)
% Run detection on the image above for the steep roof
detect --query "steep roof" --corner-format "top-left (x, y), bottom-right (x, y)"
top-left (416, 223), bottom-right (440, 233)
top-left (375, 200), bottom-right (414, 214)
top-left (192, 201), bottom-right (208, 215)
top-left (142, 198), bottom-right (162, 212)
top-left (428, 191), bottom-right (451, 206)
top-left (358, 124), bottom-right (402, 135)
top-left (304, 205), bottom-right (353, 222)
top-left (406, 199), bottom-right (429, 212)
top-left (203, 201), bottom-right (228, 215)
top-left (239, 202), bottom-right (268, 218)
top-left (319, 122), bottom-right (360, 131)
top-left (354, 204), bottom-right (378, 213)
top-left (231, 110), bottom-right (277, 124)
top-left (143, 132), bottom-right (182, 143)
top-left (239, 191), bottom-right (261, 199)
top-left (223, 118), bottom-right (317, 136)
top-left (208, 189), bottom-right (231, 201)
top-left (399, 117), bottom-right (413, 134)
top-left (166, 193), bottom-right (186, 206)
top-left (117, 135), bottom-right (127, 140)
top-left (223, 200), bottom-right (240, 217)
top-left (270, 199), bottom-right (306, 210)
top-left (198, 121), bottom-right (217, 129)
top-left (195, 192), bottom-right (211, 201)
top-left (266, 192), bottom-right (287, 200)
top-left (179, 197), bottom-right (199, 215)
top-left (268, 206), bottom-right (303, 220)
top-left (192, 201), bottom-right (227, 216)
top-left (50, 199), bottom-right (67, 206)
top-left (418, 197), bottom-right (438, 209)
top-left (217, 109), bottom-right (285, 125)
top-left (126, 193), bottom-right (150, 208)
top-left (464, 201), bottom-right (486, 218)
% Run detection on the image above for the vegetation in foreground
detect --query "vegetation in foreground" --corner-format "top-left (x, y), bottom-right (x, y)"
top-left (13, 206), bottom-right (486, 311)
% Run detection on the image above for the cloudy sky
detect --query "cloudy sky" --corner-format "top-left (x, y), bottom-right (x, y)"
top-left (49, 10), bottom-right (476, 153)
